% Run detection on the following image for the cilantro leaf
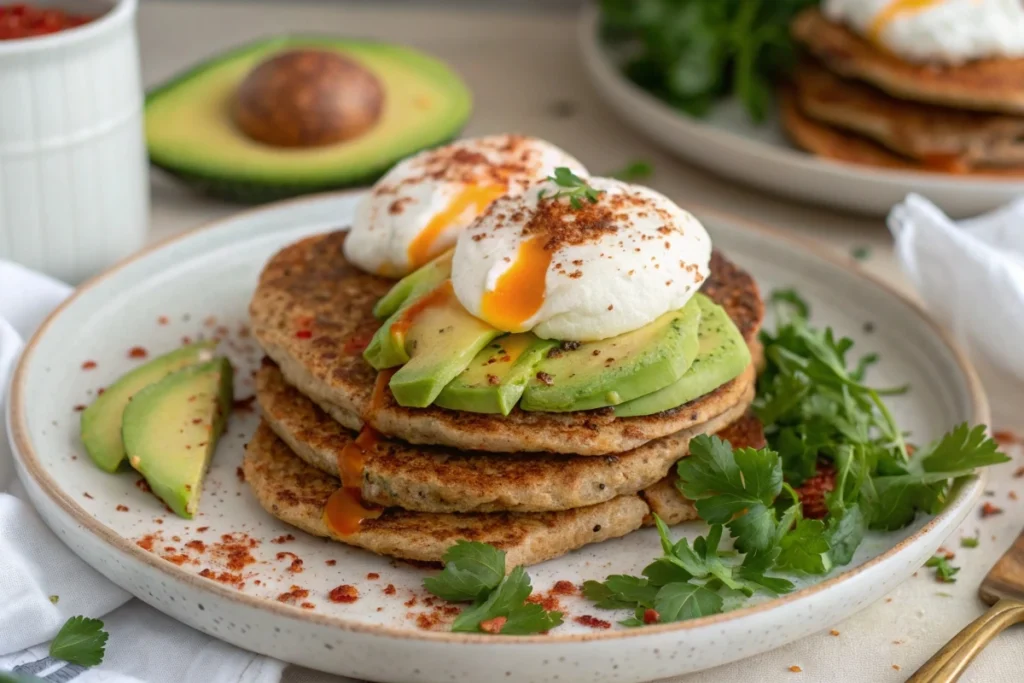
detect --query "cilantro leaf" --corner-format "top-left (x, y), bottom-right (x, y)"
top-left (826, 503), bottom-right (866, 567)
top-left (582, 580), bottom-right (636, 610)
top-left (920, 424), bottom-right (1009, 473)
top-left (603, 575), bottom-right (659, 608)
top-left (677, 436), bottom-right (782, 524)
top-left (776, 519), bottom-right (832, 575)
top-left (653, 583), bottom-right (724, 622)
top-left (452, 565), bottom-right (533, 633)
top-left (423, 540), bottom-right (505, 602)
top-left (642, 557), bottom-right (693, 587)
top-left (926, 555), bottom-right (960, 583)
top-left (736, 548), bottom-right (795, 595)
top-left (49, 616), bottom-right (108, 667)
top-left (500, 603), bottom-right (564, 635)
top-left (541, 167), bottom-right (604, 209)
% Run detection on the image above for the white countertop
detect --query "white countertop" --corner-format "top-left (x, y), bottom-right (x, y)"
top-left (134, 2), bottom-right (1021, 681)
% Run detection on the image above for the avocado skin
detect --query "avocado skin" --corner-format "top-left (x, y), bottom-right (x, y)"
top-left (519, 297), bottom-right (703, 413)
top-left (122, 358), bottom-right (234, 519)
top-left (81, 341), bottom-right (217, 473)
top-left (145, 36), bottom-right (471, 204)
top-left (613, 295), bottom-right (750, 417)
top-left (434, 334), bottom-right (558, 415)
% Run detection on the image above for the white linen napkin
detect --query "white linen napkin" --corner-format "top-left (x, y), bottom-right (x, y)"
top-left (0, 261), bottom-right (286, 683)
top-left (888, 193), bottom-right (1024, 384)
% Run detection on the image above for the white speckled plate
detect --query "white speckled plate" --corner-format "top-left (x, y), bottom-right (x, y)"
top-left (8, 190), bottom-right (988, 683)
top-left (578, 7), bottom-right (1024, 218)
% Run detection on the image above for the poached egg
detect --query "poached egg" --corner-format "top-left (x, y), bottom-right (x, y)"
top-left (451, 176), bottom-right (711, 342)
top-left (343, 135), bottom-right (586, 277)
top-left (824, 0), bottom-right (1024, 65)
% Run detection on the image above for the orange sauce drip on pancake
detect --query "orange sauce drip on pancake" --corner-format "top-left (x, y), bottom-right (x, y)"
top-left (407, 185), bottom-right (507, 269)
top-left (869, 0), bottom-right (942, 44)
top-left (389, 280), bottom-right (453, 346)
top-left (480, 235), bottom-right (552, 332)
top-left (324, 425), bottom-right (383, 536)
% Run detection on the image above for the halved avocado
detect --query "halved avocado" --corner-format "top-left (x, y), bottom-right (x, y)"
top-left (81, 341), bottom-right (217, 473)
top-left (145, 36), bottom-right (472, 203)
top-left (122, 358), bottom-right (234, 519)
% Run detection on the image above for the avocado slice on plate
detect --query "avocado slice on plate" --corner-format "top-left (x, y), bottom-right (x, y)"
top-left (614, 294), bottom-right (751, 417)
top-left (122, 358), bottom-right (234, 519)
top-left (145, 36), bottom-right (472, 202)
top-left (372, 249), bottom-right (454, 319)
top-left (387, 282), bottom-right (502, 407)
top-left (81, 341), bottom-right (217, 473)
top-left (520, 297), bottom-right (703, 413)
top-left (434, 333), bottom-right (557, 415)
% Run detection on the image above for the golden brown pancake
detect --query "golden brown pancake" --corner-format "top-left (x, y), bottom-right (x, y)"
top-left (793, 61), bottom-right (1024, 171)
top-left (792, 8), bottom-right (1024, 115)
top-left (781, 86), bottom-right (1024, 176)
top-left (243, 422), bottom-right (649, 566)
top-left (257, 361), bottom-right (755, 513)
top-left (250, 231), bottom-right (764, 455)
top-left (640, 412), bottom-right (766, 526)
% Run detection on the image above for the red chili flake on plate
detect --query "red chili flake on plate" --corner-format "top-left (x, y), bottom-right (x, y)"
top-left (525, 593), bottom-right (560, 611)
top-left (643, 608), bottom-right (659, 624)
top-left (982, 502), bottom-right (1004, 518)
top-left (550, 580), bottom-right (578, 596)
top-left (83, 492), bottom-right (94, 499)
top-left (479, 616), bottom-right (507, 634)
top-left (829, 629), bottom-right (840, 636)
top-left (157, 315), bottom-right (169, 325)
top-left (295, 330), bottom-right (313, 339)
top-left (116, 504), bottom-right (129, 512)
top-left (789, 665), bottom-right (803, 673)
top-left (573, 615), bottom-right (611, 630)
top-left (236, 466), bottom-right (246, 482)
top-left (328, 585), bottom-right (359, 604)
top-left (203, 316), bottom-right (217, 328)
top-left (128, 346), bottom-right (148, 359)
top-left (185, 540), bottom-right (206, 553)
top-left (383, 584), bottom-right (396, 595)
top-left (136, 535), bottom-right (156, 551)
top-left (198, 569), bottom-right (244, 589)
top-left (300, 602), bottom-right (316, 610)
top-left (404, 596), bottom-right (418, 608)
top-left (1010, 491), bottom-right (1019, 501)
top-left (73, 405), bottom-right (86, 412)
top-left (994, 430), bottom-right (1019, 446)
top-left (135, 478), bottom-right (152, 494)
top-left (181, 336), bottom-right (192, 345)
top-left (272, 534), bottom-right (295, 544)
top-left (196, 526), bottom-right (209, 533)
top-left (277, 586), bottom-right (310, 604)
top-left (81, 360), bottom-right (97, 370)
top-left (367, 572), bottom-right (380, 580)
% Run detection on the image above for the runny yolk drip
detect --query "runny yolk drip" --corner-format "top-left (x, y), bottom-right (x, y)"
top-left (389, 280), bottom-right (453, 346)
top-left (407, 184), bottom-right (507, 269)
top-left (480, 235), bottom-right (552, 332)
top-left (868, 0), bottom-right (941, 43)
top-left (324, 426), bottom-right (383, 536)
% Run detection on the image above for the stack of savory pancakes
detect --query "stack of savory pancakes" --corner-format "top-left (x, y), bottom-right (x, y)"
top-left (242, 135), bottom-right (766, 568)
top-left (784, 5), bottom-right (1024, 174)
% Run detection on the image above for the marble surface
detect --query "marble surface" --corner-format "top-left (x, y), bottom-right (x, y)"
top-left (134, 2), bottom-right (1023, 681)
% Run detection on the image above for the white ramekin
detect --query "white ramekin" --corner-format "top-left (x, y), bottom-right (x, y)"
top-left (0, 0), bottom-right (148, 284)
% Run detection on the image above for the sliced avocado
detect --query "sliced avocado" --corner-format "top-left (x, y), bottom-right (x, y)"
top-left (364, 270), bottom-right (457, 369)
top-left (434, 333), bottom-right (557, 415)
top-left (81, 341), bottom-right (217, 473)
top-left (388, 284), bottom-right (502, 407)
top-left (122, 358), bottom-right (234, 519)
top-left (614, 295), bottom-right (751, 417)
top-left (372, 249), bottom-right (453, 319)
top-left (145, 36), bottom-right (472, 203)
top-left (520, 297), bottom-right (703, 413)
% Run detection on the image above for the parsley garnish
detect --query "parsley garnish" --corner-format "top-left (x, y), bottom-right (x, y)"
top-left (926, 555), bottom-right (960, 583)
top-left (961, 534), bottom-right (980, 549)
top-left (539, 167), bottom-right (604, 209)
top-left (423, 541), bottom-right (562, 635)
top-left (580, 288), bottom-right (1007, 625)
top-left (607, 160), bottom-right (653, 182)
top-left (49, 616), bottom-right (108, 667)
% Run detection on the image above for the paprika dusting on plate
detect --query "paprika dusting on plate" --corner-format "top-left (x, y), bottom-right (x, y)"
top-left (0, 4), bottom-right (94, 39)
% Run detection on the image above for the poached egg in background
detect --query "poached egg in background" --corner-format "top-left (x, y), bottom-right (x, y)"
top-left (824, 0), bottom-right (1024, 65)
top-left (451, 176), bottom-right (712, 342)
top-left (343, 135), bottom-right (587, 277)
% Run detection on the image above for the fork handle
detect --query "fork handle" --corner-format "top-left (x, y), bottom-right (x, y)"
top-left (908, 598), bottom-right (1024, 683)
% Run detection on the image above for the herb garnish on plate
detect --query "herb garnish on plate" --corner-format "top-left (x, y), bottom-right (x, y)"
top-left (49, 616), bottom-right (108, 667)
top-left (538, 167), bottom-right (604, 209)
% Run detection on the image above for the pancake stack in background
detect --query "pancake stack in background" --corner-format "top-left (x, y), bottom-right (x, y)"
top-left (784, 4), bottom-right (1024, 175)
top-left (241, 135), bottom-right (767, 567)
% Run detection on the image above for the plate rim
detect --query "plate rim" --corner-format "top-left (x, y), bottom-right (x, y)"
top-left (8, 189), bottom-right (989, 645)
top-left (577, 5), bottom-right (1024, 190)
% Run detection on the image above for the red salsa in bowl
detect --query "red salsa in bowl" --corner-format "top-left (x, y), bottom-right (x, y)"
top-left (0, 3), bottom-right (94, 39)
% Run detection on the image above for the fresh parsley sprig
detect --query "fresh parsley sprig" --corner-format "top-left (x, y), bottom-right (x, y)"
top-left (927, 555), bottom-right (960, 583)
top-left (423, 541), bottom-right (563, 635)
top-left (538, 167), bottom-right (604, 209)
top-left (49, 616), bottom-right (108, 667)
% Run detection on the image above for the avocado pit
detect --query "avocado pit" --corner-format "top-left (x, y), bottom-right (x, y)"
top-left (233, 48), bottom-right (384, 148)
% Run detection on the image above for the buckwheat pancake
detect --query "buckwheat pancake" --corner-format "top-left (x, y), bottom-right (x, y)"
top-left (243, 422), bottom-right (649, 566)
top-left (793, 61), bottom-right (1024, 172)
top-left (640, 412), bottom-right (766, 526)
top-left (250, 231), bottom-right (763, 455)
top-left (257, 361), bottom-right (755, 513)
top-left (792, 8), bottom-right (1024, 115)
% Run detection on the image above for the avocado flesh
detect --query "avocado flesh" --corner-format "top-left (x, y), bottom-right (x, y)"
top-left (614, 295), bottom-right (750, 417)
top-left (434, 333), bottom-right (557, 415)
top-left (122, 358), bottom-right (234, 519)
top-left (388, 287), bottom-right (502, 408)
top-left (144, 36), bottom-right (472, 202)
top-left (80, 341), bottom-right (218, 473)
top-left (372, 249), bottom-right (453, 319)
top-left (520, 297), bottom-right (703, 413)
